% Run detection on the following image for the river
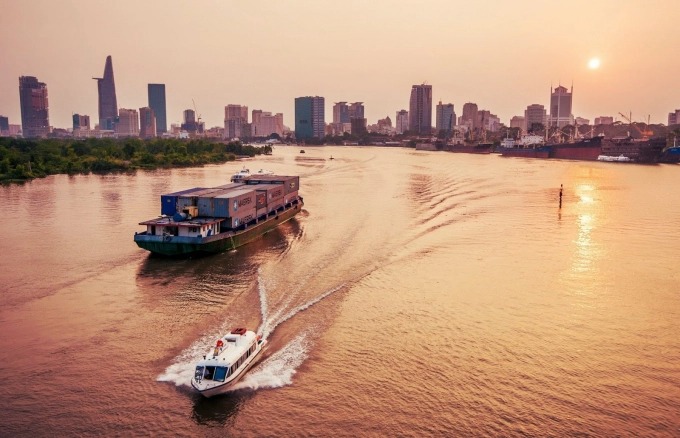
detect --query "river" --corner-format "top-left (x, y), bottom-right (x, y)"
top-left (1, 146), bottom-right (679, 436)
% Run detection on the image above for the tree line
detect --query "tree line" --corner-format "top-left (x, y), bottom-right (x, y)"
top-left (0, 137), bottom-right (272, 183)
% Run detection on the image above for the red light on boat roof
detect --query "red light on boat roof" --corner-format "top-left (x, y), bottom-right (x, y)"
top-left (230, 327), bottom-right (247, 335)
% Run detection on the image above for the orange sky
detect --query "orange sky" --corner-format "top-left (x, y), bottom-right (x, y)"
top-left (1, 0), bottom-right (679, 129)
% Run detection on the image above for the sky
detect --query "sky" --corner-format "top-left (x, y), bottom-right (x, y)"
top-left (1, 0), bottom-right (679, 130)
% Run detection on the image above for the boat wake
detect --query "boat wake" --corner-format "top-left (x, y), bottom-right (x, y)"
top-left (156, 272), bottom-right (345, 392)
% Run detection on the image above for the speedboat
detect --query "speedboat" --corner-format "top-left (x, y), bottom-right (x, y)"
top-left (255, 169), bottom-right (273, 175)
top-left (231, 167), bottom-right (251, 182)
top-left (191, 328), bottom-right (267, 398)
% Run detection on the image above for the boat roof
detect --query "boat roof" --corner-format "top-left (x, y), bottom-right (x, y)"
top-left (139, 216), bottom-right (223, 226)
top-left (197, 329), bottom-right (258, 367)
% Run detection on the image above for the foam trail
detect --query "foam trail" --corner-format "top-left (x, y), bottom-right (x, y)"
top-left (230, 332), bottom-right (310, 391)
top-left (257, 269), bottom-right (269, 336)
top-left (157, 330), bottom-right (225, 387)
top-left (262, 283), bottom-right (345, 339)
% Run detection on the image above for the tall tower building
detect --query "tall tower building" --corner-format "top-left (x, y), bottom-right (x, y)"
top-left (396, 109), bottom-right (409, 134)
top-left (295, 96), bottom-right (325, 140)
top-left (549, 85), bottom-right (573, 128)
top-left (525, 104), bottom-right (546, 132)
top-left (224, 105), bottom-right (248, 139)
top-left (435, 101), bottom-right (455, 134)
top-left (147, 84), bottom-right (167, 134)
top-left (94, 56), bottom-right (118, 131)
top-left (333, 102), bottom-right (349, 124)
top-left (72, 114), bottom-right (91, 130)
top-left (349, 102), bottom-right (364, 120)
top-left (139, 107), bottom-right (157, 138)
top-left (409, 84), bottom-right (433, 135)
top-left (19, 76), bottom-right (50, 138)
top-left (460, 103), bottom-right (478, 130)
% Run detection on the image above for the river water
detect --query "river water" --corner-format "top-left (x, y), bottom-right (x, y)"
top-left (1, 146), bottom-right (679, 436)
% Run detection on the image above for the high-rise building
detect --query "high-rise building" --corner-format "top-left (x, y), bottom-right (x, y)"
top-left (594, 116), bottom-right (614, 125)
top-left (477, 110), bottom-right (500, 132)
top-left (72, 114), bottom-right (91, 130)
top-left (181, 109), bottom-right (203, 133)
top-left (396, 109), bottom-right (409, 134)
top-left (525, 104), bottom-right (547, 132)
top-left (460, 103), bottom-right (478, 130)
top-left (116, 108), bottom-right (139, 137)
top-left (435, 101), bottom-right (455, 134)
top-left (139, 107), bottom-right (157, 138)
top-left (0, 116), bottom-right (9, 133)
top-left (349, 102), bottom-right (364, 120)
top-left (19, 76), bottom-right (50, 138)
top-left (668, 110), bottom-right (680, 126)
top-left (510, 116), bottom-right (525, 132)
top-left (252, 110), bottom-right (283, 137)
top-left (333, 102), bottom-right (350, 124)
top-left (295, 96), bottom-right (325, 140)
top-left (147, 84), bottom-right (167, 134)
top-left (409, 84), bottom-right (432, 135)
top-left (94, 56), bottom-right (118, 131)
top-left (350, 117), bottom-right (367, 136)
top-left (549, 85), bottom-right (573, 128)
top-left (223, 104), bottom-right (248, 139)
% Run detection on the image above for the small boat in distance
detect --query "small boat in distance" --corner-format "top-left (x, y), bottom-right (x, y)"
top-left (300, 149), bottom-right (306, 154)
top-left (191, 328), bottom-right (267, 398)
top-left (230, 167), bottom-right (251, 182)
top-left (598, 154), bottom-right (632, 162)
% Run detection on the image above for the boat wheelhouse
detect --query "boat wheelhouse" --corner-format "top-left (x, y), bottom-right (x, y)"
top-left (191, 328), bottom-right (266, 398)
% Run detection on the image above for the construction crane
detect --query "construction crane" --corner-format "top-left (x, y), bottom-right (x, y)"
top-left (192, 99), bottom-right (203, 135)
top-left (618, 112), bottom-right (653, 138)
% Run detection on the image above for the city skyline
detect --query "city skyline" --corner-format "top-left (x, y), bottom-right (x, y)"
top-left (1, 1), bottom-right (679, 130)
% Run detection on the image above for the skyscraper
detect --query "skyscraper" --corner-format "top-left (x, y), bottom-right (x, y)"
top-left (435, 101), bottom-right (455, 134)
top-left (148, 84), bottom-right (167, 134)
top-left (525, 104), bottom-right (546, 132)
top-left (295, 96), bottom-right (325, 140)
top-left (224, 105), bottom-right (248, 139)
top-left (19, 76), bottom-right (50, 138)
top-left (460, 103), bottom-right (478, 130)
top-left (72, 114), bottom-right (91, 130)
top-left (409, 84), bottom-right (432, 135)
top-left (139, 107), bottom-right (157, 138)
top-left (94, 56), bottom-right (118, 130)
top-left (396, 109), bottom-right (409, 134)
top-left (550, 85), bottom-right (573, 128)
top-left (333, 102), bottom-right (350, 124)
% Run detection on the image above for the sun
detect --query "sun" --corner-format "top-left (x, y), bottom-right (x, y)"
top-left (588, 58), bottom-right (601, 69)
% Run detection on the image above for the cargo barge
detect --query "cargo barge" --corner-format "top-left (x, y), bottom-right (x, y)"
top-left (134, 175), bottom-right (302, 257)
top-left (548, 136), bottom-right (603, 161)
top-left (600, 137), bottom-right (666, 163)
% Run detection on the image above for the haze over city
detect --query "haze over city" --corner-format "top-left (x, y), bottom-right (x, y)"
top-left (1, 0), bottom-right (679, 129)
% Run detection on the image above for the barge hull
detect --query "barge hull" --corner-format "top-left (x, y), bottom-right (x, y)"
top-left (134, 200), bottom-right (303, 257)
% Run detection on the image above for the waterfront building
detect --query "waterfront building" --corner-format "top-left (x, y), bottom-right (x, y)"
top-left (594, 116), bottom-right (614, 125)
top-left (182, 109), bottom-right (203, 133)
top-left (575, 117), bottom-right (590, 126)
top-left (525, 104), bottom-right (547, 132)
top-left (460, 103), bottom-right (478, 130)
top-left (435, 101), bottom-right (455, 135)
top-left (295, 96), bottom-right (325, 140)
top-left (668, 110), bottom-right (680, 126)
top-left (139, 107), bottom-right (157, 138)
top-left (376, 116), bottom-right (393, 134)
top-left (333, 102), bottom-right (350, 124)
top-left (252, 110), bottom-right (283, 138)
top-left (349, 102), bottom-right (364, 120)
top-left (350, 117), bottom-right (367, 135)
top-left (477, 110), bottom-right (500, 133)
top-left (19, 76), bottom-right (50, 138)
top-left (224, 104), bottom-right (248, 139)
top-left (148, 84), bottom-right (167, 134)
top-left (396, 109), bottom-right (409, 134)
top-left (549, 85), bottom-right (573, 128)
top-left (116, 108), bottom-right (139, 137)
top-left (510, 116), bottom-right (525, 132)
top-left (409, 84), bottom-right (433, 135)
top-left (94, 56), bottom-right (118, 131)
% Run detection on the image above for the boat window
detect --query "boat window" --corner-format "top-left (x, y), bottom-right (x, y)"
top-left (194, 366), bottom-right (204, 380)
top-left (204, 366), bottom-right (215, 380)
top-left (214, 366), bottom-right (228, 382)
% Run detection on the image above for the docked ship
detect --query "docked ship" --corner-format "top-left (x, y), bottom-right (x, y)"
top-left (500, 135), bottom-right (551, 159)
top-left (659, 138), bottom-right (680, 163)
top-left (133, 174), bottom-right (303, 257)
top-left (548, 135), bottom-right (603, 161)
top-left (191, 328), bottom-right (266, 398)
top-left (600, 137), bottom-right (666, 163)
top-left (445, 142), bottom-right (494, 154)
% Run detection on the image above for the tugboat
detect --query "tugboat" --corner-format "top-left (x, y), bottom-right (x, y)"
top-left (191, 328), bottom-right (267, 398)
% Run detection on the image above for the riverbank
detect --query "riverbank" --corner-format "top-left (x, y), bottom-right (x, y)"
top-left (0, 137), bottom-right (272, 183)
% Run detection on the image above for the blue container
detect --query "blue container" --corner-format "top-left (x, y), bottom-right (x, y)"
top-left (160, 187), bottom-right (204, 216)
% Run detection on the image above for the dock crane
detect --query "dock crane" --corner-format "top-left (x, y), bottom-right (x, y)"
top-left (618, 112), bottom-right (653, 138)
